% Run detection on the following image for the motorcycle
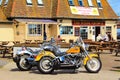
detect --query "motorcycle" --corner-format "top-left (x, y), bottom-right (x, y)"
top-left (35, 37), bottom-right (102, 74)
top-left (13, 46), bottom-right (42, 71)
top-left (13, 39), bottom-right (56, 71)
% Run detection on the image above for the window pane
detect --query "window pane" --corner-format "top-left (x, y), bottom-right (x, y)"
top-left (78, 0), bottom-right (83, 6)
top-left (60, 26), bottom-right (73, 35)
top-left (68, 0), bottom-right (74, 6)
top-left (97, 0), bottom-right (102, 7)
top-left (88, 0), bottom-right (93, 6)
top-left (98, 3), bottom-right (102, 7)
top-left (80, 27), bottom-right (88, 39)
top-left (37, 0), bottom-right (43, 5)
top-left (26, 0), bottom-right (32, 5)
top-left (117, 28), bottom-right (120, 39)
top-left (28, 24), bottom-right (42, 36)
top-left (0, 0), bottom-right (2, 5)
top-left (106, 26), bottom-right (111, 33)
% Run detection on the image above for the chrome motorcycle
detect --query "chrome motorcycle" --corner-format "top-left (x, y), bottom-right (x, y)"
top-left (13, 46), bottom-right (41, 71)
top-left (35, 37), bottom-right (102, 74)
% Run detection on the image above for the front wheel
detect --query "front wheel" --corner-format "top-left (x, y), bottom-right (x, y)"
top-left (85, 57), bottom-right (102, 73)
top-left (37, 57), bottom-right (54, 74)
top-left (16, 55), bottom-right (32, 71)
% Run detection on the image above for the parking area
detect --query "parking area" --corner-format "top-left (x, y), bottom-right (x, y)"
top-left (0, 52), bottom-right (120, 80)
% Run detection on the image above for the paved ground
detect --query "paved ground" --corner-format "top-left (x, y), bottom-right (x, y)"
top-left (0, 52), bottom-right (120, 80)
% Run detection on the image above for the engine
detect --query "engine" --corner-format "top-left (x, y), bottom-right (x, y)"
top-left (61, 54), bottom-right (82, 65)
top-left (52, 53), bottom-right (83, 69)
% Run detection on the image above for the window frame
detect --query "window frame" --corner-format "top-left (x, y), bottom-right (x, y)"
top-left (60, 26), bottom-right (73, 35)
top-left (68, 0), bottom-right (74, 6)
top-left (78, 0), bottom-right (83, 6)
top-left (106, 26), bottom-right (112, 33)
top-left (37, 0), bottom-right (43, 6)
top-left (88, 0), bottom-right (93, 7)
top-left (97, 0), bottom-right (102, 8)
top-left (28, 24), bottom-right (42, 36)
top-left (117, 28), bottom-right (120, 40)
top-left (26, 0), bottom-right (32, 5)
top-left (80, 26), bottom-right (88, 39)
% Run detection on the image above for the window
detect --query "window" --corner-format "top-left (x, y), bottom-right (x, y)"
top-left (0, 0), bottom-right (2, 5)
top-left (78, 0), bottom-right (83, 6)
top-left (4, 0), bottom-right (8, 5)
top-left (106, 26), bottom-right (111, 33)
top-left (97, 0), bottom-right (102, 8)
top-left (28, 24), bottom-right (42, 36)
top-left (60, 26), bottom-right (73, 35)
top-left (26, 0), bottom-right (32, 5)
top-left (75, 27), bottom-right (80, 36)
top-left (37, 0), bottom-right (43, 6)
top-left (68, 0), bottom-right (74, 6)
top-left (88, 0), bottom-right (93, 6)
top-left (80, 27), bottom-right (88, 39)
top-left (117, 28), bottom-right (120, 40)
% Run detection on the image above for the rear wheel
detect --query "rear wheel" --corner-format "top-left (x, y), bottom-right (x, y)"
top-left (85, 57), bottom-right (102, 73)
top-left (37, 57), bottom-right (54, 74)
top-left (16, 55), bottom-right (32, 71)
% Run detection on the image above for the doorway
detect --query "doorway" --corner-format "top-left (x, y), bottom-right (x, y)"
top-left (95, 27), bottom-right (100, 41)
top-left (43, 24), bottom-right (46, 40)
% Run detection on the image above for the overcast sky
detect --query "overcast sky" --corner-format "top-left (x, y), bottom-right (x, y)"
top-left (107, 0), bottom-right (120, 16)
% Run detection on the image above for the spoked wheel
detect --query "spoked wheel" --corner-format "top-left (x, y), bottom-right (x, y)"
top-left (37, 57), bottom-right (54, 74)
top-left (16, 55), bottom-right (32, 71)
top-left (85, 57), bottom-right (102, 73)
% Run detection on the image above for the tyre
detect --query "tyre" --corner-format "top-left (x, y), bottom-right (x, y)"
top-left (37, 57), bottom-right (54, 74)
top-left (16, 55), bottom-right (32, 71)
top-left (85, 57), bottom-right (102, 73)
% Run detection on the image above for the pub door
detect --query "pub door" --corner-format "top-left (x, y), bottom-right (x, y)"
top-left (95, 26), bottom-right (100, 41)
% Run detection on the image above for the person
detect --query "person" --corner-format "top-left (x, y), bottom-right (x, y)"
top-left (44, 31), bottom-right (47, 40)
top-left (103, 32), bottom-right (109, 42)
top-left (56, 35), bottom-right (62, 43)
top-left (97, 34), bottom-right (103, 42)
top-left (107, 33), bottom-right (114, 41)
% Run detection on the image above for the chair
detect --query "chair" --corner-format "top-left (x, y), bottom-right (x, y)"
top-left (34, 40), bottom-right (42, 44)
top-left (25, 40), bottom-right (32, 44)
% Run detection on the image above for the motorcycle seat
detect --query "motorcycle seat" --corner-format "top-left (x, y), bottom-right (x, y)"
top-left (55, 51), bottom-right (66, 56)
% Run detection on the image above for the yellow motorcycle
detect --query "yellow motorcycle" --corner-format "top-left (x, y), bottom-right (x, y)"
top-left (35, 37), bottom-right (102, 74)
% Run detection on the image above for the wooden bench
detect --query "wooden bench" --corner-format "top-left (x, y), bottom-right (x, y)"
top-left (114, 42), bottom-right (120, 56)
top-left (97, 42), bottom-right (116, 54)
top-left (57, 42), bottom-right (70, 48)
top-left (97, 47), bottom-right (114, 54)
top-left (1, 42), bottom-right (14, 58)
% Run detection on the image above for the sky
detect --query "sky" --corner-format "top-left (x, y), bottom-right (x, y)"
top-left (108, 0), bottom-right (120, 16)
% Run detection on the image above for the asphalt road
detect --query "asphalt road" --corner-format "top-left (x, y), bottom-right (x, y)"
top-left (0, 52), bottom-right (120, 80)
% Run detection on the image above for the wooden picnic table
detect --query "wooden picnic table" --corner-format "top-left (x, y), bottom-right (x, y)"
top-left (84, 41), bottom-right (117, 53)
top-left (1, 42), bottom-right (14, 58)
top-left (97, 41), bottom-right (117, 54)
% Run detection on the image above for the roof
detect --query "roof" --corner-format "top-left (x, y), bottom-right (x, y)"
top-left (1, 0), bottom-right (118, 20)
top-left (1, 0), bottom-right (52, 18)
top-left (55, 0), bottom-right (118, 19)
top-left (0, 7), bottom-right (13, 23)
top-left (0, 7), bottom-right (6, 20)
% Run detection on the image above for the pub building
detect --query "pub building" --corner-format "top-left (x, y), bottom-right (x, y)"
top-left (0, 0), bottom-right (118, 43)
